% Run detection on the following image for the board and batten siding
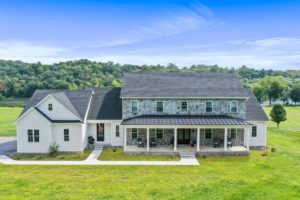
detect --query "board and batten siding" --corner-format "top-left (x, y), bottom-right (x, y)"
top-left (248, 121), bottom-right (267, 149)
top-left (17, 109), bottom-right (51, 153)
top-left (36, 95), bottom-right (79, 120)
top-left (52, 124), bottom-right (84, 152)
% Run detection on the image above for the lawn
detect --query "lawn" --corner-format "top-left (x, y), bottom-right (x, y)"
top-left (11, 149), bottom-right (92, 161)
top-left (99, 147), bottom-right (180, 161)
top-left (0, 107), bottom-right (23, 136)
top-left (0, 106), bottom-right (299, 199)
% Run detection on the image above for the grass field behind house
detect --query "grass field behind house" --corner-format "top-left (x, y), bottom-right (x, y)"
top-left (264, 106), bottom-right (300, 129)
top-left (0, 107), bottom-right (23, 136)
top-left (0, 106), bottom-right (299, 199)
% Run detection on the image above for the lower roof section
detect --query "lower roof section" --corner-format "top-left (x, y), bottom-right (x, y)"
top-left (121, 115), bottom-right (253, 126)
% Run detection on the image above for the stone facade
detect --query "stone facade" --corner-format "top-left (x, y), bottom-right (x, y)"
top-left (122, 98), bottom-right (246, 119)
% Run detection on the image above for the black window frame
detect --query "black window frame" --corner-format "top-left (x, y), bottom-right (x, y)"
top-left (252, 126), bottom-right (257, 137)
top-left (64, 129), bottom-right (70, 141)
top-left (34, 129), bottom-right (39, 142)
top-left (156, 129), bottom-right (163, 139)
top-left (48, 103), bottom-right (53, 111)
top-left (132, 128), bottom-right (138, 139)
top-left (116, 125), bottom-right (120, 137)
top-left (204, 129), bottom-right (212, 139)
top-left (156, 101), bottom-right (164, 112)
top-left (28, 130), bottom-right (33, 142)
top-left (205, 101), bottom-right (213, 113)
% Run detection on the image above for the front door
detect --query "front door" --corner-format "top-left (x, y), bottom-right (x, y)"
top-left (96, 123), bottom-right (105, 142)
top-left (178, 129), bottom-right (191, 144)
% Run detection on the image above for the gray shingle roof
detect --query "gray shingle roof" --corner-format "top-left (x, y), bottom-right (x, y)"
top-left (122, 115), bottom-right (253, 126)
top-left (20, 89), bottom-right (93, 121)
top-left (87, 88), bottom-right (122, 120)
top-left (245, 89), bottom-right (269, 121)
top-left (121, 72), bottom-right (250, 98)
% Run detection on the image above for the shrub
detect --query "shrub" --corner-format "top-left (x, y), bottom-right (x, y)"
top-left (113, 148), bottom-right (116, 152)
top-left (270, 104), bottom-right (287, 128)
top-left (261, 151), bottom-right (269, 157)
top-left (271, 147), bottom-right (276, 153)
top-left (49, 143), bottom-right (59, 157)
top-left (88, 136), bottom-right (95, 145)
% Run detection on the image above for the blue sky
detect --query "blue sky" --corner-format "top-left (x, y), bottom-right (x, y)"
top-left (0, 0), bottom-right (300, 69)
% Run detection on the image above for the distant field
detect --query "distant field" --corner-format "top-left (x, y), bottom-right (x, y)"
top-left (0, 97), bottom-right (28, 107)
top-left (0, 107), bottom-right (22, 136)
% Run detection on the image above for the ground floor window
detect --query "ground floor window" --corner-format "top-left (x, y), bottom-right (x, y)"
top-left (252, 126), bottom-right (257, 137)
top-left (132, 128), bottom-right (138, 139)
top-left (230, 128), bottom-right (237, 139)
top-left (34, 130), bottom-right (39, 142)
top-left (64, 129), bottom-right (69, 141)
top-left (116, 125), bottom-right (120, 137)
top-left (156, 129), bottom-right (163, 139)
top-left (27, 130), bottom-right (33, 142)
top-left (205, 129), bottom-right (212, 139)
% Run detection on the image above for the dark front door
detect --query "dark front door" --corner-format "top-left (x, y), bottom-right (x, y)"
top-left (178, 129), bottom-right (191, 144)
top-left (96, 123), bottom-right (104, 142)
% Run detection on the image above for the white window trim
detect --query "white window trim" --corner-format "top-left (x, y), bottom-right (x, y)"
top-left (64, 129), bottom-right (70, 142)
top-left (155, 129), bottom-right (164, 139)
top-left (230, 101), bottom-right (238, 113)
top-left (131, 100), bottom-right (138, 113)
top-left (116, 125), bottom-right (120, 137)
top-left (181, 101), bottom-right (188, 111)
top-left (156, 101), bottom-right (164, 112)
top-left (205, 101), bottom-right (213, 113)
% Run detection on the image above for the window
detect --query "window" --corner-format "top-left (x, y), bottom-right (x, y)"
top-left (156, 101), bottom-right (164, 112)
top-left (181, 101), bottom-right (188, 111)
top-left (156, 129), bottom-right (163, 139)
top-left (205, 129), bottom-right (212, 139)
top-left (28, 130), bottom-right (33, 142)
top-left (132, 128), bottom-right (138, 139)
top-left (252, 126), bottom-right (257, 137)
top-left (131, 101), bottom-right (138, 113)
top-left (48, 104), bottom-right (53, 111)
top-left (230, 101), bottom-right (238, 113)
top-left (64, 129), bottom-right (69, 141)
top-left (230, 128), bottom-right (237, 139)
top-left (116, 125), bottom-right (120, 137)
top-left (34, 130), bottom-right (39, 142)
top-left (205, 101), bottom-right (213, 112)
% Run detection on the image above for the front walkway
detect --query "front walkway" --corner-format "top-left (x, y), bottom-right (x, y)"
top-left (0, 150), bottom-right (199, 166)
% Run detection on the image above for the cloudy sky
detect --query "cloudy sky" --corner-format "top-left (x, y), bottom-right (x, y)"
top-left (0, 0), bottom-right (300, 69)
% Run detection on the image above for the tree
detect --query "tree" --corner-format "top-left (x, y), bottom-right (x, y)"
top-left (290, 84), bottom-right (300, 104)
top-left (0, 80), bottom-right (5, 100)
top-left (270, 104), bottom-right (287, 128)
top-left (111, 80), bottom-right (121, 88)
top-left (260, 76), bottom-right (287, 105)
top-left (253, 84), bottom-right (267, 103)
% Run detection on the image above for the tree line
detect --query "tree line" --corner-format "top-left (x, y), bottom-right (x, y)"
top-left (0, 59), bottom-right (300, 104)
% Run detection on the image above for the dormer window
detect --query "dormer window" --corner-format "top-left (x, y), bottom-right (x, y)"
top-left (131, 101), bottom-right (138, 113)
top-left (230, 101), bottom-right (238, 113)
top-left (181, 101), bottom-right (188, 111)
top-left (48, 104), bottom-right (53, 111)
top-left (205, 101), bottom-right (213, 113)
top-left (156, 101), bottom-right (164, 112)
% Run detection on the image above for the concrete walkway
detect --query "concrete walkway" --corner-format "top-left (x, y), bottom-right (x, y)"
top-left (0, 150), bottom-right (199, 166)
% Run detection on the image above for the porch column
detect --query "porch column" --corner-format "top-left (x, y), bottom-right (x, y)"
top-left (174, 128), bottom-right (177, 151)
top-left (146, 128), bottom-right (150, 151)
top-left (124, 127), bottom-right (127, 151)
top-left (224, 128), bottom-right (228, 151)
top-left (246, 127), bottom-right (250, 150)
top-left (196, 128), bottom-right (200, 151)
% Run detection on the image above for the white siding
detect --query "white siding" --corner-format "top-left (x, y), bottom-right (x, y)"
top-left (37, 95), bottom-right (79, 120)
top-left (249, 121), bottom-right (267, 148)
top-left (52, 124), bottom-right (84, 152)
top-left (17, 109), bottom-right (51, 153)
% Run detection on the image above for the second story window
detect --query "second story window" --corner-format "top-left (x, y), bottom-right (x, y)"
top-left (181, 101), bottom-right (188, 111)
top-left (131, 101), bottom-right (138, 113)
top-left (156, 101), bottom-right (164, 112)
top-left (230, 101), bottom-right (238, 113)
top-left (48, 103), bottom-right (53, 111)
top-left (205, 101), bottom-right (213, 113)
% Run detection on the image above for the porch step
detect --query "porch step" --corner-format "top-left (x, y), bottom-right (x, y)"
top-left (179, 152), bottom-right (196, 159)
top-left (94, 144), bottom-right (103, 150)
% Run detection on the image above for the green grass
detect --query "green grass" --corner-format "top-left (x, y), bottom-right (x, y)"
top-left (0, 106), bottom-right (300, 199)
top-left (0, 107), bottom-right (22, 136)
top-left (0, 97), bottom-right (28, 107)
top-left (264, 106), bottom-right (300, 130)
top-left (99, 147), bottom-right (180, 161)
top-left (11, 149), bottom-right (92, 161)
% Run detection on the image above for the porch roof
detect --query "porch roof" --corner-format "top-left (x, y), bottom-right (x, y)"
top-left (121, 115), bottom-right (253, 126)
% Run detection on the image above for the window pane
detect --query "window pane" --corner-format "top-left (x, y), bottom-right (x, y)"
top-left (34, 130), bottom-right (39, 142)
top-left (48, 104), bottom-right (52, 111)
top-left (205, 129), bottom-right (212, 139)
top-left (252, 126), bottom-right (257, 137)
top-left (132, 128), bottom-right (138, 139)
top-left (156, 101), bottom-right (163, 112)
top-left (132, 101), bottom-right (138, 113)
top-left (230, 101), bottom-right (238, 113)
top-left (230, 128), bottom-right (237, 139)
top-left (64, 129), bottom-right (69, 141)
top-left (206, 101), bottom-right (213, 112)
top-left (116, 125), bottom-right (120, 137)
top-left (181, 101), bottom-right (187, 110)
top-left (28, 130), bottom-right (33, 142)
top-left (156, 129), bottom-right (163, 139)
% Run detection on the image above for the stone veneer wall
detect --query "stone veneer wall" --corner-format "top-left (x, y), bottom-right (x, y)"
top-left (122, 99), bottom-right (246, 119)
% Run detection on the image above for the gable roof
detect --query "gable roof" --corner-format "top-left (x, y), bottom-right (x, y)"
top-left (87, 88), bottom-right (122, 120)
top-left (121, 72), bottom-right (250, 98)
top-left (245, 89), bottom-right (269, 121)
top-left (19, 89), bottom-right (93, 121)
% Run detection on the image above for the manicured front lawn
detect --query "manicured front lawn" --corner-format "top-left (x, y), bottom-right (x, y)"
top-left (99, 147), bottom-right (180, 161)
top-left (0, 107), bottom-right (22, 136)
top-left (11, 149), bottom-right (92, 161)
